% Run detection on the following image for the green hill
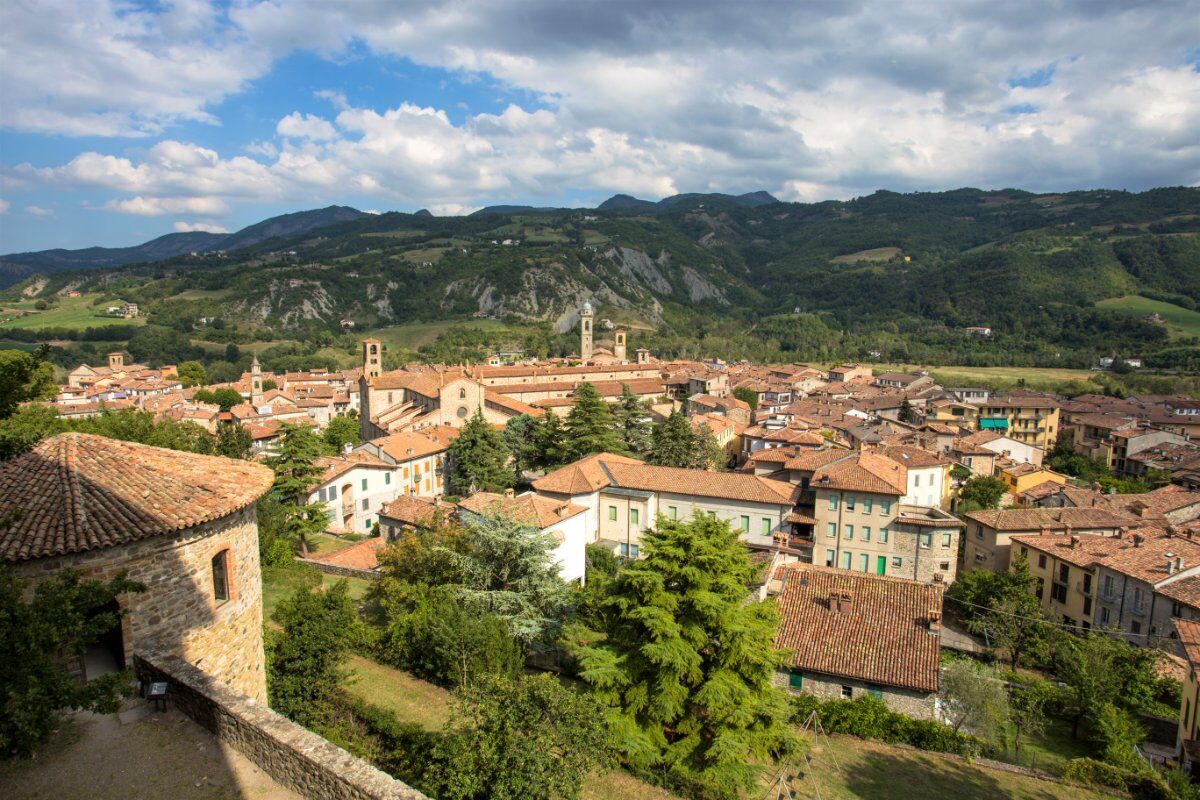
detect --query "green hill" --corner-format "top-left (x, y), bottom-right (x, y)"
top-left (4, 187), bottom-right (1199, 372)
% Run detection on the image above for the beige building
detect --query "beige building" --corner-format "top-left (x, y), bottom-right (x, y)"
top-left (962, 507), bottom-right (1131, 573)
top-left (1, 433), bottom-right (274, 702)
top-left (1010, 533), bottom-right (1130, 630)
top-left (1173, 618), bottom-right (1200, 770)
top-left (532, 453), bottom-right (797, 558)
top-left (774, 564), bottom-right (944, 719)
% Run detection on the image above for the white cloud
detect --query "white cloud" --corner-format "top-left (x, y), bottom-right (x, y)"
top-left (0, 199), bottom-right (9, 214)
top-left (4, 0), bottom-right (1199, 221)
top-left (24, 205), bottom-right (54, 217)
top-left (173, 221), bottom-right (229, 233)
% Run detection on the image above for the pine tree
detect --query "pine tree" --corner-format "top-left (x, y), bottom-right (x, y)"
top-left (649, 410), bottom-right (696, 468)
top-left (613, 383), bottom-right (653, 456)
top-left (564, 382), bottom-right (624, 460)
top-left (571, 514), bottom-right (797, 797)
top-left (265, 424), bottom-right (330, 556)
top-left (689, 420), bottom-right (726, 470)
top-left (502, 413), bottom-right (540, 481)
top-left (216, 421), bottom-right (252, 459)
top-left (899, 397), bottom-right (917, 424)
top-left (533, 412), bottom-right (566, 469)
top-left (446, 409), bottom-right (514, 495)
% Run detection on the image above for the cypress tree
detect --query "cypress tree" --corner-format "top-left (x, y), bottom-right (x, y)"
top-left (572, 514), bottom-right (797, 797)
top-left (446, 409), bottom-right (514, 495)
top-left (564, 381), bottom-right (624, 460)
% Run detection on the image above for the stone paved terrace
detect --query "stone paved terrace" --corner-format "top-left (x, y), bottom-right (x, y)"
top-left (2, 698), bottom-right (301, 800)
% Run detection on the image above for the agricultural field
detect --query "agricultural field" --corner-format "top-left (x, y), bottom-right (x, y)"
top-left (862, 362), bottom-right (1102, 392)
top-left (0, 293), bottom-right (145, 330)
top-left (830, 247), bottom-right (903, 264)
top-left (1097, 294), bottom-right (1200, 339)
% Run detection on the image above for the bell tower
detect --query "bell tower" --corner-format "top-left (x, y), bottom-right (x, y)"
top-left (580, 301), bottom-right (594, 360)
top-left (362, 338), bottom-right (382, 380)
top-left (250, 356), bottom-right (263, 405)
top-left (614, 329), bottom-right (626, 362)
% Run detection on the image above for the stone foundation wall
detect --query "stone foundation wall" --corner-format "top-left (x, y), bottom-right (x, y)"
top-left (12, 505), bottom-right (266, 702)
top-left (136, 654), bottom-right (427, 800)
top-left (775, 669), bottom-right (938, 720)
top-left (296, 558), bottom-right (381, 582)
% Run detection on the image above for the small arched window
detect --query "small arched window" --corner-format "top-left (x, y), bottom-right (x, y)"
top-left (459, 388), bottom-right (467, 398)
top-left (212, 550), bottom-right (230, 603)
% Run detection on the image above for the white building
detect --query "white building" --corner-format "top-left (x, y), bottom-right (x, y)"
top-left (307, 453), bottom-right (402, 534)
top-left (457, 491), bottom-right (589, 584)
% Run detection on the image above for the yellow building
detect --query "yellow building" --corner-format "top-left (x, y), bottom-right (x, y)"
top-left (997, 463), bottom-right (1068, 496)
top-left (1009, 533), bottom-right (1131, 629)
top-left (1174, 618), bottom-right (1200, 769)
top-left (977, 397), bottom-right (1060, 450)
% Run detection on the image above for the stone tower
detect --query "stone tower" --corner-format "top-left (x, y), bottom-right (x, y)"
top-left (250, 355), bottom-right (263, 406)
top-left (614, 329), bottom-right (627, 362)
top-left (362, 338), bottom-right (382, 380)
top-left (108, 351), bottom-right (124, 370)
top-left (580, 301), bottom-right (594, 360)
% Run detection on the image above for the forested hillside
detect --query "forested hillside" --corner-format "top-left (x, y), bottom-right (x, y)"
top-left (3, 187), bottom-right (1199, 371)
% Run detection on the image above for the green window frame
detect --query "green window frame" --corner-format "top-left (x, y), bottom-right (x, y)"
top-left (761, 517), bottom-right (771, 535)
top-left (859, 553), bottom-right (869, 571)
top-left (827, 522), bottom-right (837, 537)
top-left (861, 526), bottom-right (871, 541)
top-left (828, 494), bottom-right (839, 510)
top-left (880, 500), bottom-right (891, 515)
top-left (740, 515), bottom-right (750, 532)
top-left (630, 508), bottom-right (639, 526)
top-left (863, 498), bottom-right (873, 513)
top-left (361, 478), bottom-right (368, 491)
top-left (825, 549), bottom-right (835, 567)
top-left (668, 506), bottom-right (677, 520)
top-left (841, 551), bottom-right (852, 569)
top-left (788, 670), bottom-right (804, 690)
top-left (845, 495), bottom-right (856, 510)
top-left (384, 473), bottom-right (391, 485)
top-left (608, 506), bottom-right (617, 521)
top-left (844, 524), bottom-right (854, 539)
top-left (879, 527), bottom-right (889, 543)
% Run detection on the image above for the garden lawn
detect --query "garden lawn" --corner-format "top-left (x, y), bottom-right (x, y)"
top-left (788, 734), bottom-right (1117, 800)
top-left (261, 562), bottom-right (373, 622)
top-left (339, 654), bottom-right (679, 799)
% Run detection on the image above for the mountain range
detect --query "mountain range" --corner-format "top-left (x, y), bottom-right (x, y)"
top-left (4, 186), bottom-right (1199, 371)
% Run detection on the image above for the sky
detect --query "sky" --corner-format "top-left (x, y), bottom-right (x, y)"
top-left (1, 0), bottom-right (1198, 252)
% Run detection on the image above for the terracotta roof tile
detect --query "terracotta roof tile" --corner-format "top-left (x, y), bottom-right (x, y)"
top-left (775, 564), bottom-right (943, 693)
top-left (964, 507), bottom-right (1131, 531)
top-left (1173, 618), bottom-right (1200, 667)
top-left (312, 536), bottom-right (385, 571)
top-left (458, 491), bottom-right (585, 535)
top-left (0, 433), bottom-right (274, 562)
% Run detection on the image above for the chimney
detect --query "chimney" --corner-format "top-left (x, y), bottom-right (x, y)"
top-left (1133, 533), bottom-right (1144, 548)
top-left (1167, 553), bottom-right (1177, 575)
top-left (504, 488), bottom-right (515, 498)
top-left (1070, 535), bottom-right (1080, 549)
top-left (928, 611), bottom-right (942, 634)
top-left (343, 443), bottom-right (352, 456)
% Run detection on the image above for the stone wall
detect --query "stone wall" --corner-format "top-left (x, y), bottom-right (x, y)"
top-left (11, 504), bottom-right (267, 702)
top-left (775, 669), bottom-right (938, 720)
top-left (297, 558), bottom-right (381, 582)
top-left (136, 654), bottom-right (427, 800)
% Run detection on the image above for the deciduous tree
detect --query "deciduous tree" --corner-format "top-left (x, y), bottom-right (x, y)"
top-left (322, 414), bottom-right (360, 453)
top-left (0, 347), bottom-right (56, 419)
top-left (938, 659), bottom-right (1009, 743)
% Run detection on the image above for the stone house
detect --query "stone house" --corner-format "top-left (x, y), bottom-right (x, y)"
top-left (0, 433), bottom-right (274, 702)
top-left (774, 563), bottom-right (944, 719)
top-left (1093, 528), bottom-right (1200, 653)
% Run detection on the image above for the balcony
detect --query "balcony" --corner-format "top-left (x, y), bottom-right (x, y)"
top-left (1077, 581), bottom-right (1093, 598)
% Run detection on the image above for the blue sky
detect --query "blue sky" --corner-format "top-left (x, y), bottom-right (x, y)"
top-left (1, 0), bottom-right (1198, 252)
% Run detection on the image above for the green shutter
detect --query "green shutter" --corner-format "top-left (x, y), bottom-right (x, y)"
top-left (789, 670), bottom-right (804, 690)
top-left (876, 556), bottom-right (887, 575)
top-left (867, 685), bottom-right (883, 700)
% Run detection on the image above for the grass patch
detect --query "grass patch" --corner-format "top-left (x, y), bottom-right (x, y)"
top-left (0, 293), bottom-right (146, 331)
top-left (261, 559), bottom-right (373, 621)
top-left (997, 717), bottom-right (1094, 775)
top-left (785, 734), bottom-right (1116, 800)
top-left (831, 247), bottom-right (902, 264)
top-left (344, 655), bottom-right (453, 731)
top-left (1096, 294), bottom-right (1200, 340)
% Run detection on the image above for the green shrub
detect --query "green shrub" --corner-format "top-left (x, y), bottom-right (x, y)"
top-left (1061, 758), bottom-right (1175, 800)
top-left (788, 694), bottom-right (981, 757)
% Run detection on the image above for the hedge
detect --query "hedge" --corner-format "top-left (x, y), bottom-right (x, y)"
top-left (1062, 757), bottom-right (1176, 800)
top-left (789, 694), bottom-right (983, 757)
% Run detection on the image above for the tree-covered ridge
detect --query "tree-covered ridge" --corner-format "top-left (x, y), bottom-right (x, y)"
top-left (5, 186), bottom-right (1199, 370)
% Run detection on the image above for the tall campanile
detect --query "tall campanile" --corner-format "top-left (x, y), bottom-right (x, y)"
top-left (580, 301), bottom-right (594, 360)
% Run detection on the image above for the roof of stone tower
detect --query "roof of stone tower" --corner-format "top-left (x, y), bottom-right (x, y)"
top-left (0, 433), bottom-right (274, 562)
